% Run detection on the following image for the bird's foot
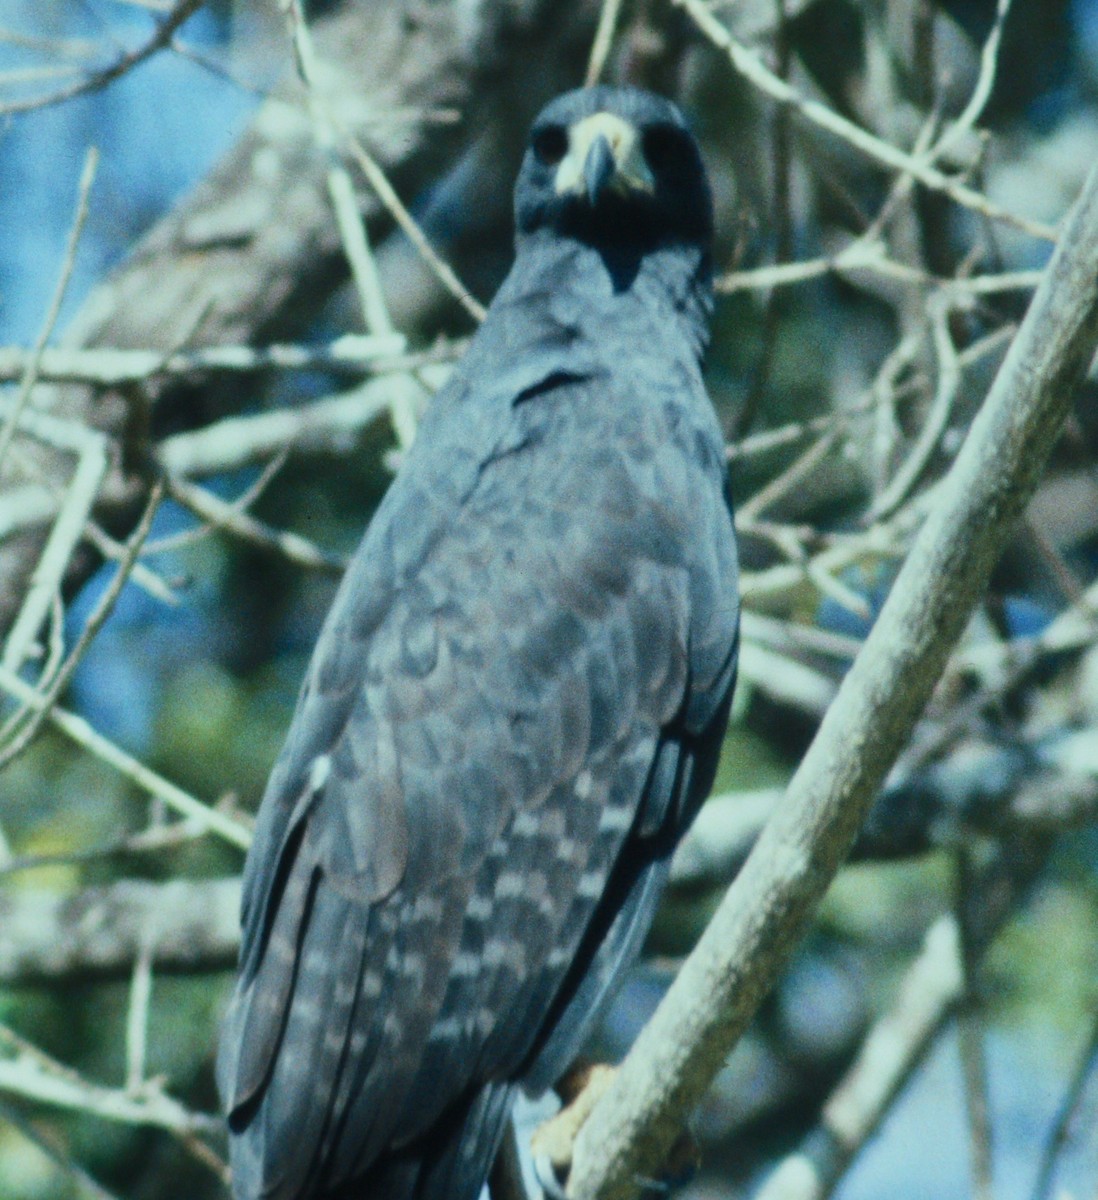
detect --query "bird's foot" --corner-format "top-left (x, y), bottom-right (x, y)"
top-left (531, 1062), bottom-right (698, 1198)
top-left (531, 1062), bottom-right (616, 1199)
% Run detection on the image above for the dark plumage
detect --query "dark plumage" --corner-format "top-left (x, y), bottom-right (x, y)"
top-left (217, 85), bottom-right (739, 1200)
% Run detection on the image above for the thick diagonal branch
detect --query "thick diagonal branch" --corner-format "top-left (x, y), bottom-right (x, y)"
top-left (568, 164), bottom-right (1098, 1200)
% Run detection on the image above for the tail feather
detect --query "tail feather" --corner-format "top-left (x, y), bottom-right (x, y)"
top-left (329, 1083), bottom-right (517, 1200)
top-left (227, 881), bottom-right (369, 1200)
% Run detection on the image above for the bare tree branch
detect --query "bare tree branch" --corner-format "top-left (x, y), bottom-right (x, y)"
top-left (0, 334), bottom-right (405, 386)
top-left (567, 162), bottom-right (1098, 1200)
top-left (0, 0), bottom-right (205, 117)
top-left (0, 1052), bottom-right (217, 1138)
top-left (0, 148), bottom-right (97, 476)
top-left (0, 663), bottom-right (251, 849)
top-left (2, 754), bottom-right (1090, 989)
top-left (674, 0), bottom-right (1057, 242)
top-left (0, 0), bottom-right (590, 639)
top-left (754, 829), bottom-right (1050, 1200)
top-left (755, 916), bottom-right (966, 1200)
top-left (0, 877), bottom-right (241, 985)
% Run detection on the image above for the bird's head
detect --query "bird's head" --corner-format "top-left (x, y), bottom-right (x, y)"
top-left (514, 86), bottom-right (713, 255)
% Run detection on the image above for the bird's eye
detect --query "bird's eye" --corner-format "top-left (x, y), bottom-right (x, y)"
top-left (642, 123), bottom-right (687, 175)
top-left (532, 125), bottom-right (568, 166)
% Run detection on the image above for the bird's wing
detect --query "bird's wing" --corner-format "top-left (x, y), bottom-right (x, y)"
top-left (219, 370), bottom-right (737, 1198)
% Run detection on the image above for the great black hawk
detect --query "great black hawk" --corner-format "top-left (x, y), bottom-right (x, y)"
top-left (217, 85), bottom-right (740, 1200)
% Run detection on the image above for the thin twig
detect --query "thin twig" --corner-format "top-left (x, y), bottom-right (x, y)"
top-left (755, 917), bottom-right (965, 1200)
top-left (730, 0), bottom-right (793, 441)
top-left (0, 663), bottom-right (251, 850)
top-left (2, 363), bottom-right (456, 543)
top-left (0, 0), bottom-right (205, 116)
top-left (279, 0), bottom-right (417, 451)
top-left (0, 1024), bottom-right (218, 1136)
top-left (146, 451), bottom-right (287, 554)
top-left (1, 412), bottom-right (110, 673)
top-left (2, 592), bottom-right (71, 761)
top-left (675, 0), bottom-right (1057, 242)
top-left (281, 0), bottom-right (486, 450)
top-left (0, 816), bottom-right (216, 877)
top-left (956, 849), bottom-right (996, 1200)
top-left (753, 814), bottom-right (1056, 1200)
top-left (718, 242), bottom-right (1042, 296)
top-left (0, 27), bottom-right (102, 60)
top-left (740, 497), bottom-right (927, 605)
top-left (0, 1055), bottom-right (217, 1136)
top-left (1022, 515), bottom-right (1089, 607)
top-left (586, 0), bottom-right (626, 86)
top-left (0, 62), bottom-right (86, 87)
top-left (904, 574), bottom-right (1098, 776)
top-left (868, 297), bottom-right (963, 521)
top-left (739, 427), bottom-right (840, 522)
top-left (931, 0), bottom-right (1014, 163)
top-left (0, 148), bottom-right (98, 476)
top-left (719, 238), bottom-right (923, 293)
top-left (165, 475), bottom-right (346, 573)
top-left (80, 520), bottom-right (179, 606)
top-left (728, 324), bottom-right (1013, 468)
top-left (125, 935), bottom-right (155, 1092)
top-left (0, 480), bottom-right (165, 770)
top-left (341, 132), bottom-right (487, 322)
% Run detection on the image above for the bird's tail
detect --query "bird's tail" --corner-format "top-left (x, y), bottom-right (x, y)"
top-left (328, 1082), bottom-right (517, 1200)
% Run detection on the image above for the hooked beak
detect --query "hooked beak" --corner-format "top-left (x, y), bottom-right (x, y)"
top-left (583, 134), bottom-right (617, 205)
top-left (554, 112), bottom-right (655, 204)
